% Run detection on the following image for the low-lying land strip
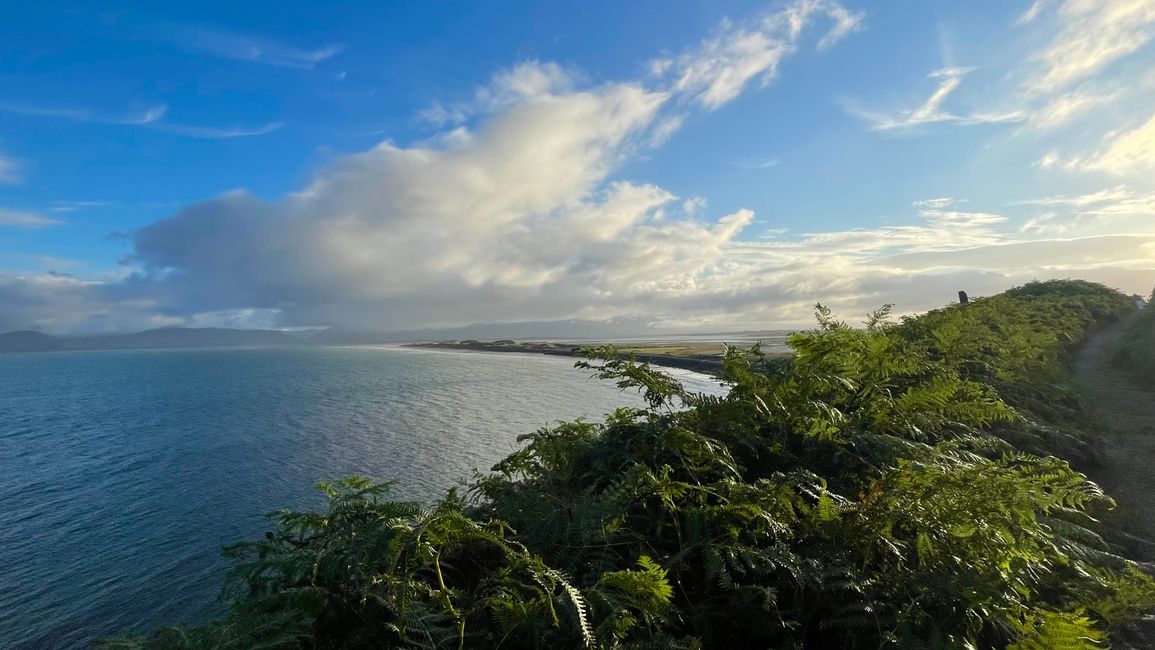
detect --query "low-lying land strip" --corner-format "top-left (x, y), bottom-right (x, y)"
top-left (407, 339), bottom-right (790, 375)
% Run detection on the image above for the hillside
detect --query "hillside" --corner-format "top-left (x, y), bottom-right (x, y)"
top-left (1112, 290), bottom-right (1155, 384)
top-left (0, 330), bottom-right (68, 353)
top-left (0, 327), bottom-right (303, 354)
top-left (1075, 312), bottom-right (1155, 563)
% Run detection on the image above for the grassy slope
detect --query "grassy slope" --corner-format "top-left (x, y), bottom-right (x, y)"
top-left (897, 279), bottom-right (1137, 464)
top-left (1112, 292), bottom-right (1155, 386)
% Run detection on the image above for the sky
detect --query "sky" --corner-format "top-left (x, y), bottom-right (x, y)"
top-left (1, 0), bottom-right (1154, 335)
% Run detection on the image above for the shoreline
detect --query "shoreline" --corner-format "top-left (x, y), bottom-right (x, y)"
top-left (404, 340), bottom-right (761, 376)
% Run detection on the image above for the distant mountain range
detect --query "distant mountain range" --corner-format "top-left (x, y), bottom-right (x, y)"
top-left (0, 327), bottom-right (304, 353)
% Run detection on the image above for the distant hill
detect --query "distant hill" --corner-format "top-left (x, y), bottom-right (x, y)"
top-left (0, 327), bottom-right (303, 354)
top-left (0, 330), bottom-right (69, 353)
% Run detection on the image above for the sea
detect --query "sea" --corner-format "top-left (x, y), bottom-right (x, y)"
top-left (0, 346), bottom-right (725, 649)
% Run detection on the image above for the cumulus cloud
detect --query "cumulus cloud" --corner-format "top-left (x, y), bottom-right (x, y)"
top-left (5, 0), bottom-right (1154, 335)
top-left (0, 272), bottom-right (182, 334)
top-left (416, 62), bottom-right (577, 127)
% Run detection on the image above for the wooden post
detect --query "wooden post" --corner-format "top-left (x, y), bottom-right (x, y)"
top-left (958, 290), bottom-right (969, 305)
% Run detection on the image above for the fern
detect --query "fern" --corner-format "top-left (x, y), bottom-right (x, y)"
top-left (104, 280), bottom-right (1155, 649)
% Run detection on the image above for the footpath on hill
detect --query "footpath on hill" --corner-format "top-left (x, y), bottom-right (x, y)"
top-left (1075, 313), bottom-right (1155, 562)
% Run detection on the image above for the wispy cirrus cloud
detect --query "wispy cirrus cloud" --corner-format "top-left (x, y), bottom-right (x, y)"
top-left (845, 67), bottom-right (1025, 132)
top-left (0, 208), bottom-right (62, 229)
top-left (1024, 84), bottom-right (1120, 131)
top-left (0, 101), bottom-right (166, 125)
top-left (418, 2), bottom-right (861, 127)
top-left (1017, 185), bottom-right (1155, 235)
top-left (911, 197), bottom-right (964, 209)
top-left (1024, 0), bottom-right (1155, 95)
top-left (1017, 0), bottom-right (1048, 25)
top-left (180, 29), bottom-right (345, 69)
top-left (1016, 186), bottom-right (1136, 208)
top-left (1043, 111), bottom-right (1155, 174)
top-left (0, 100), bottom-right (281, 139)
top-left (651, 0), bottom-right (863, 110)
top-left (731, 157), bottom-right (781, 169)
top-left (850, 1), bottom-right (1150, 140)
top-left (148, 121), bottom-right (284, 139)
top-left (49, 200), bottom-right (114, 214)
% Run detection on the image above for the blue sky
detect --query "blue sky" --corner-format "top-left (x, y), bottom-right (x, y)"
top-left (1, 0), bottom-right (1154, 334)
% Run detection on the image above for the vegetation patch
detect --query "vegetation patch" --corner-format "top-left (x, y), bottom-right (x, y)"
top-left (1112, 288), bottom-right (1155, 386)
top-left (103, 280), bottom-right (1155, 649)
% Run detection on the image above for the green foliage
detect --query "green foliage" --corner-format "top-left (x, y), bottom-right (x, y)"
top-left (897, 279), bottom-right (1134, 462)
top-left (106, 281), bottom-right (1155, 649)
top-left (1112, 287), bottom-right (1155, 385)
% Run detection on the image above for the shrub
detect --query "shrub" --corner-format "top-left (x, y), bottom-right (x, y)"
top-left (1112, 287), bottom-right (1155, 386)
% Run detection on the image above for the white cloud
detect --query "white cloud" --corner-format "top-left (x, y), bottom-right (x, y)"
top-left (1017, 0), bottom-right (1047, 25)
top-left (655, 0), bottom-right (863, 110)
top-left (1016, 186), bottom-right (1155, 235)
top-left (1059, 111), bottom-right (1155, 174)
top-left (1026, 0), bottom-right (1155, 94)
top-left (848, 67), bottom-right (1025, 132)
top-left (0, 100), bottom-right (278, 139)
top-left (1026, 85), bottom-right (1120, 130)
top-left (911, 197), bottom-right (963, 209)
top-left (0, 271), bottom-right (179, 334)
top-left (0, 101), bottom-right (166, 125)
top-left (1020, 212), bottom-right (1067, 235)
top-left (682, 197), bottom-right (708, 216)
top-left (816, 2), bottom-right (866, 50)
top-left (148, 121), bottom-right (284, 139)
top-left (424, 1), bottom-right (864, 126)
top-left (1035, 151), bottom-right (1062, 168)
top-left (732, 157), bottom-right (781, 169)
top-left (50, 200), bottom-right (113, 213)
top-left (8, 2), bottom-right (1155, 335)
top-left (183, 30), bottom-right (344, 69)
top-left (855, 1), bottom-right (1147, 141)
top-left (1016, 186), bottom-right (1135, 208)
top-left (417, 62), bottom-right (577, 126)
top-left (0, 208), bottom-right (61, 229)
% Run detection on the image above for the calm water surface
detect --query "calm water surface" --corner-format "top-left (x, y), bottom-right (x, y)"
top-left (0, 346), bottom-right (722, 649)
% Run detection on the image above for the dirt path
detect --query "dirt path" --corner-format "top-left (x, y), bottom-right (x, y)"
top-left (1074, 313), bottom-right (1155, 561)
